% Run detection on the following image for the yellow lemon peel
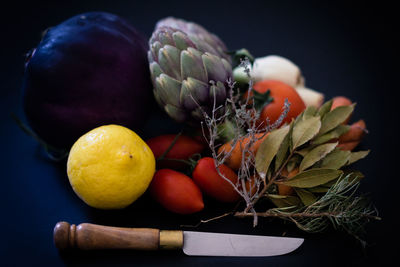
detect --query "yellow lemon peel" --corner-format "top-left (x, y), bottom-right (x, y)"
top-left (67, 125), bottom-right (155, 209)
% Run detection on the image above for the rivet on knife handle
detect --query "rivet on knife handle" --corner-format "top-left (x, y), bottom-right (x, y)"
top-left (53, 221), bottom-right (182, 250)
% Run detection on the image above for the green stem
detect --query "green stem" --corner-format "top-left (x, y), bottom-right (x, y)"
top-left (156, 157), bottom-right (192, 165)
top-left (156, 154), bottom-right (202, 175)
top-left (157, 131), bottom-right (182, 161)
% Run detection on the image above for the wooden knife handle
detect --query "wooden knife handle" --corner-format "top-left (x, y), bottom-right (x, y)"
top-left (54, 221), bottom-right (182, 250)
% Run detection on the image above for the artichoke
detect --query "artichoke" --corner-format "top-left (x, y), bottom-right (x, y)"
top-left (148, 17), bottom-right (232, 124)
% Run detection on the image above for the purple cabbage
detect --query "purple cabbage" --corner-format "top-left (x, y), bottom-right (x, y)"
top-left (22, 12), bottom-right (153, 150)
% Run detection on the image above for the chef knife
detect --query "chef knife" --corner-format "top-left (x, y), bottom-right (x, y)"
top-left (54, 221), bottom-right (303, 257)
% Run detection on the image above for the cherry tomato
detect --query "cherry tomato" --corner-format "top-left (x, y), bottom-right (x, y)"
top-left (331, 96), bottom-right (352, 110)
top-left (217, 133), bottom-right (269, 170)
top-left (278, 168), bottom-right (299, 196)
top-left (150, 169), bottom-right (204, 214)
top-left (192, 157), bottom-right (240, 203)
top-left (338, 119), bottom-right (366, 151)
top-left (146, 134), bottom-right (204, 170)
top-left (252, 80), bottom-right (306, 127)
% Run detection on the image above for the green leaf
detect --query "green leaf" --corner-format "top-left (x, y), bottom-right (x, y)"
top-left (296, 146), bottom-right (315, 157)
top-left (299, 142), bottom-right (338, 171)
top-left (292, 116), bottom-right (321, 150)
top-left (312, 125), bottom-right (350, 145)
top-left (217, 118), bottom-right (244, 142)
top-left (322, 171), bottom-right (364, 189)
top-left (322, 177), bottom-right (340, 188)
top-left (230, 48), bottom-right (255, 67)
top-left (302, 106), bottom-right (318, 120)
top-left (267, 167), bottom-right (273, 181)
top-left (317, 99), bottom-right (333, 118)
top-left (286, 154), bottom-right (302, 172)
top-left (267, 194), bottom-right (301, 209)
top-left (347, 150), bottom-right (370, 165)
top-left (308, 186), bottom-right (330, 193)
top-left (318, 105), bottom-right (354, 135)
top-left (344, 171), bottom-right (365, 182)
top-left (255, 125), bottom-right (290, 180)
top-left (295, 188), bottom-right (318, 206)
top-left (274, 131), bottom-right (290, 171)
top-left (320, 148), bottom-right (351, 169)
top-left (278, 168), bottom-right (343, 188)
top-left (293, 110), bottom-right (304, 127)
top-left (288, 121), bottom-right (295, 153)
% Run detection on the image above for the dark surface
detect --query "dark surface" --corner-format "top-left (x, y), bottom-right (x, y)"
top-left (1, 0), bottom-right (397, 266)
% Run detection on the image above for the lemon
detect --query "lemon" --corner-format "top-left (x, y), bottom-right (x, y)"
top-left (67, 125), bottom-right (155, 209)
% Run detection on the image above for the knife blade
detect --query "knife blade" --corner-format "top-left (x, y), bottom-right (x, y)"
top-left (183, 231), bottom-right (303, 257)
top-left (54, 222), bottom-right (303, 257)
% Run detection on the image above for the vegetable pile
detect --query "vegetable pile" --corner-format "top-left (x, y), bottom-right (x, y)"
top-left (20, 13), bottom-right (379, 245)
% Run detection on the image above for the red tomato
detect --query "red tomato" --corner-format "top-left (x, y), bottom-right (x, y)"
top-left (252, 80), bottom-right (306, 127)
top-left (192, 157), bottom-right (240, 203)
top-left (150, 169), bottom-right (204, 214)
top-left (146, 134), bottom-right (204, 170)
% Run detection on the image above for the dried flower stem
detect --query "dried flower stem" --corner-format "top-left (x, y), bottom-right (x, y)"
top-left (180, 212), bottom-right (233, 228)
top-left (244, 144), bottom-right (296, 213)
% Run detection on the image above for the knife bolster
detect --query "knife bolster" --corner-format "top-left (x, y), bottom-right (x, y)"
top-left (159, 230), bottom-right (183, 250)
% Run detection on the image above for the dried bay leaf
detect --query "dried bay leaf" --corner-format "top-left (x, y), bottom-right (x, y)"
top-left (274, 130), bottom-right (290, 171)
top-left (318, 105), bottom-right (354, 135)
top-left (255, 125), bottom-right (290, 179)
top-left (293, 110), bottom-right (304, 125)
top-left (308, 186), bottom-right (330, 193)
top-left (288, 120), bottom-right (295, 153)
top-left (267, 167), bottom-right (273, 181)
top-left (342, 170), bottom-right (365, 182)
top-left (347, 150), bottom-right (370, 165)
top-left (267, 194), bottom-right (287, 199)
top-left (299, 142), bottom-right (338, 171)
top-left (296, 146), bottom-right (315, 157)
top-left (292, 116), bottom-right (321, 150)
top-left (321, 171), bottom-right (364, 189)
top-left (302, 106), bottom-right (318, 119)
top-left (312, 125), bottom-right (350, 145)
top-left (320, 178), bottom-right (338, 188)
top-left (320, 148), bottom-right (351, 169)
top-left (278, 168), bottom-right (343, 188)
top-left (314, 169), bottom-right (363, 190)
top-left (267, 194), bottom-right (301, 209)
top-left (317, 99), bottom-right (333, 118)
top-left (295, 188), bottom-right (318, 206)
top-left (286, 154), bottom-right (302, 172)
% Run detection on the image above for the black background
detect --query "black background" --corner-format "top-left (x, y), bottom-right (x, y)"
top-left (1, 0), bottom-right (398, 266)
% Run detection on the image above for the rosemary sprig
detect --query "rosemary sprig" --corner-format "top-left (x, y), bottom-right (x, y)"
top-left (235, 175), bottom-right (380, 244)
